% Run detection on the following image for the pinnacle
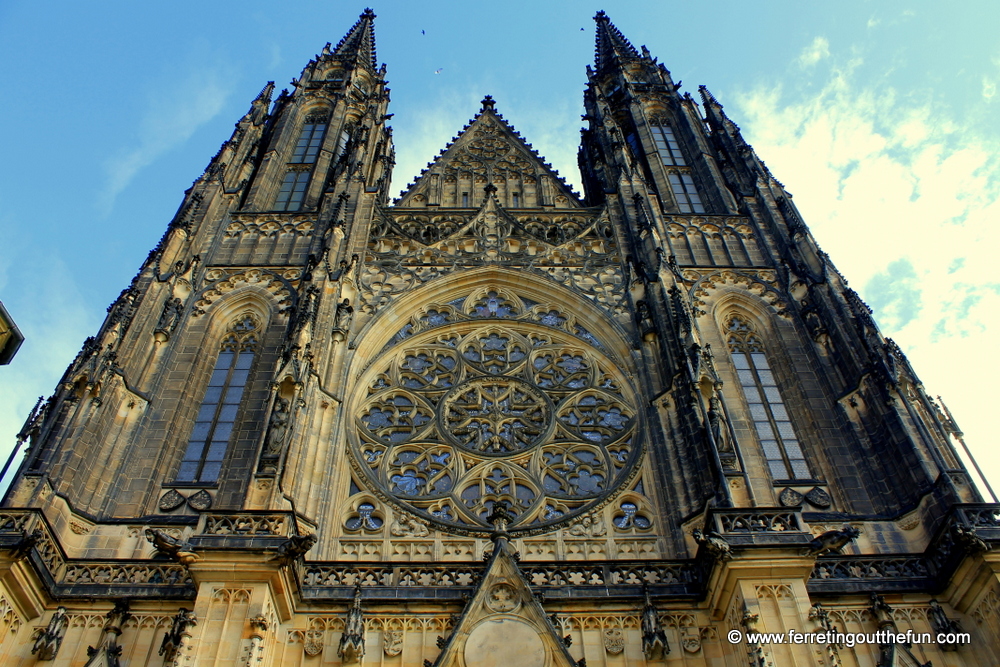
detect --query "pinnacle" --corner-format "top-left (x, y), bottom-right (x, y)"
top-left (481, 95), bottom-right (496, 110)
top-left (593, 10), bottom-right (639, 72)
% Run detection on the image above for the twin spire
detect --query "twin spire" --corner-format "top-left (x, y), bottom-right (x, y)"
top-left (326, 9), bottom-right (643, 77)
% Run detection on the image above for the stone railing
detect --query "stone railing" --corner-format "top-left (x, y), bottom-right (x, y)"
top-left (298, 559), bottom-right (704, 601)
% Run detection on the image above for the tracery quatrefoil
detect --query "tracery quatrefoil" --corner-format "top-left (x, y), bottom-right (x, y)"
top-left (351, 319), bottom-right (642, 534)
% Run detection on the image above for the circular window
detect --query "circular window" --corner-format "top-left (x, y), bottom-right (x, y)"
top-left (351, 319), bottom-right (641, 534)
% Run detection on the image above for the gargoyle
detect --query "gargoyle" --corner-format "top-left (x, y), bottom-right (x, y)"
top-left (805, 525), bottom-right (861, 556)
top-left (952, 524), bottom-right (990, 554)
top-left (10, 528), bottom-right (43, 561)
top-left (144, 528), bottom-right (199, 565)
top-left (270, 533), bottom-right (317, 566)
top-left (692, 528), bottom-right (733, 562)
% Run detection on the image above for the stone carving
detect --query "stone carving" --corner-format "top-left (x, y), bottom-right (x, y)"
top-left (360, 205), bottom-right (627, 326)
top-left (715, 510), bottom-right (800, 533)
top-left (159, 608), bottom-right (197, 663)
top-left (158, 489), bottom-right (186, 512)
top-left (952, 524), bottom-right (990, 553)
top-left (805, 487), bottom-right (832, 509)
top-left (338, 586), bottom-right (366, 663)
top-left (10, 528), bottom-right (43, 561)
top-left (805, 525), bottom-right (860, 557)
top-left (303, 629), bottom-right (324, 657)
top-left (928, 600), bottom-right (963, 651)
top-left (779, 487), bottom-right (803, 507)
top-left (692, 529), bottom-right (733, 562)
top-left (390, 514), bottom-right (430, 538)
top-left (186, 489), bottom-right (212, 511)
top-left (264, 398), bottom-right (291, 458)
top-left (203, 513), bottom-right (287, 536)
top-left (270, 533), bottom-right (318, 566)
top-left (568, 514), bottom-right (606, 537)
top-left (603, 627), bottom-right (625, 654)
top-left (32, 606), bottom-right (68, 660)
top-left (146, 528), bottom-right (199, 565)
top-left (486, 583), bottom-right (518, 612)
top-left (383, 630), bottom-right (403, 656)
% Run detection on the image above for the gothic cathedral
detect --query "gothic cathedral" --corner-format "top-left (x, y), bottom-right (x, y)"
top-left (2, 10), bottom-right (998, 667)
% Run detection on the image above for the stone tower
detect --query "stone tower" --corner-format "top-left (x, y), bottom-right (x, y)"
top-left (1, 10), bottom-right (997, 667)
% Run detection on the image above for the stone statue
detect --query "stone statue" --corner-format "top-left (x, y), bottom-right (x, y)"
top-left (155, 297), bottom-right (183, 337)
top-left (32, 606), bottom-right (69, 660)
top-left (264, 398), bottom-right (291, 457)
top-left (335, 299), bottom-right (354, 331)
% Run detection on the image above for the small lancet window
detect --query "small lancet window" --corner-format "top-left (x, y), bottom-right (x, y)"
top-left (512, 192), bottom-right (520, 207)
top-left (176, 314), bottom-right (260, 484)
top-left (726, 314), bottom-right (810, 481)
top-left (274, 168), bottom-right (311, 211)
top-left (291, 114), bottom-right (329, 164)
top-left (461, 192), bottom-right (470, 207)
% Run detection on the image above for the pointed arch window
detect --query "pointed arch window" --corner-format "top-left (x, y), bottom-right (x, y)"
top-left (290, 114), bottom-right (329, 164)
top-left (176, 314), bottom-right (260, 483)
top-left (726, 315), bottom-right (810, 480)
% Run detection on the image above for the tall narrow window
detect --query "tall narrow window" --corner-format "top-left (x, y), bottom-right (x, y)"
top-left (177, 314), bottom-right (259, 483)
top-left (650, 120), bottom-right (705, 214)
top-left (726, 315), bottom-right (810, 480)
top-left (290, 115), bottom-right (329, 164)
top-left (335, 129), bottom-right (350, 160)
top-left (669, 172), bottom-right (705, 214)
top-left (274, 168), bottom-right (311, 211)
top-left (650, 123), bottom-right (686, 166)
top-left (462, 192), bottom-right (469, 207)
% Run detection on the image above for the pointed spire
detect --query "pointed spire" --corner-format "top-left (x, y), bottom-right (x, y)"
top-left (247, 81), bottom-right (274, 125)
top-left (594, 10), bottom-right (640, 72)
top-left (332, 8), bottom-right (378, 70)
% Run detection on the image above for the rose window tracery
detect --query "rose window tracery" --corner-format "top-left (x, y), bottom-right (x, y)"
top-left (351, 298), bottom-right (642, 534)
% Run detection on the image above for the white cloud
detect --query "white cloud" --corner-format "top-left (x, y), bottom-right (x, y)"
top-left (798, 37), bottom-right (830, 67)
top-left (100, 64), bottom-right (235, 213)
top-left (734, 61), bottom-right (1000, 496)
top-left (983, 76), bottom-right (997, 102)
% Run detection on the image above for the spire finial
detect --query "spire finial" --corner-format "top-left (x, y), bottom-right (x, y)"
top-left (331, 7), bottom-right (378, 70)
top-left (593, 11), bottom-right (640, 72)
top-left (481, 95), bottom-right (496, 110)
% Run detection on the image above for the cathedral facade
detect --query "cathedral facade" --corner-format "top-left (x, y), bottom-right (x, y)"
top-left (1, 10), bottom-right (998, 666)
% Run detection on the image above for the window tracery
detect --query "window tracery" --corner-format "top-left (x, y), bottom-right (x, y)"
top-left (351, 304), bottom-right (641, 534)
top-left (726, 314), bottom-right (810, 481)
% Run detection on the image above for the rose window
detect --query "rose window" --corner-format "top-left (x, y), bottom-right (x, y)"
top-left (351, 311), bottom-right (641, 534)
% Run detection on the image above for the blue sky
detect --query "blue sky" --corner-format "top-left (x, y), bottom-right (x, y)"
top-left (1, 1), bottom-right (998, 494)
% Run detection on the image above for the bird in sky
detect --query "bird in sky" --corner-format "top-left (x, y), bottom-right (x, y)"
top-left (434, 68), bottom-right (443, 74)
top-left (421, 29), bottom-right (425, 35)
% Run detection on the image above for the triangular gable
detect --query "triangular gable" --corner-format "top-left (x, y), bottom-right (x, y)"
top-left (433, 505), bottom-right (578, 667)
top-left (396, 96), bottom-right (582, 209)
